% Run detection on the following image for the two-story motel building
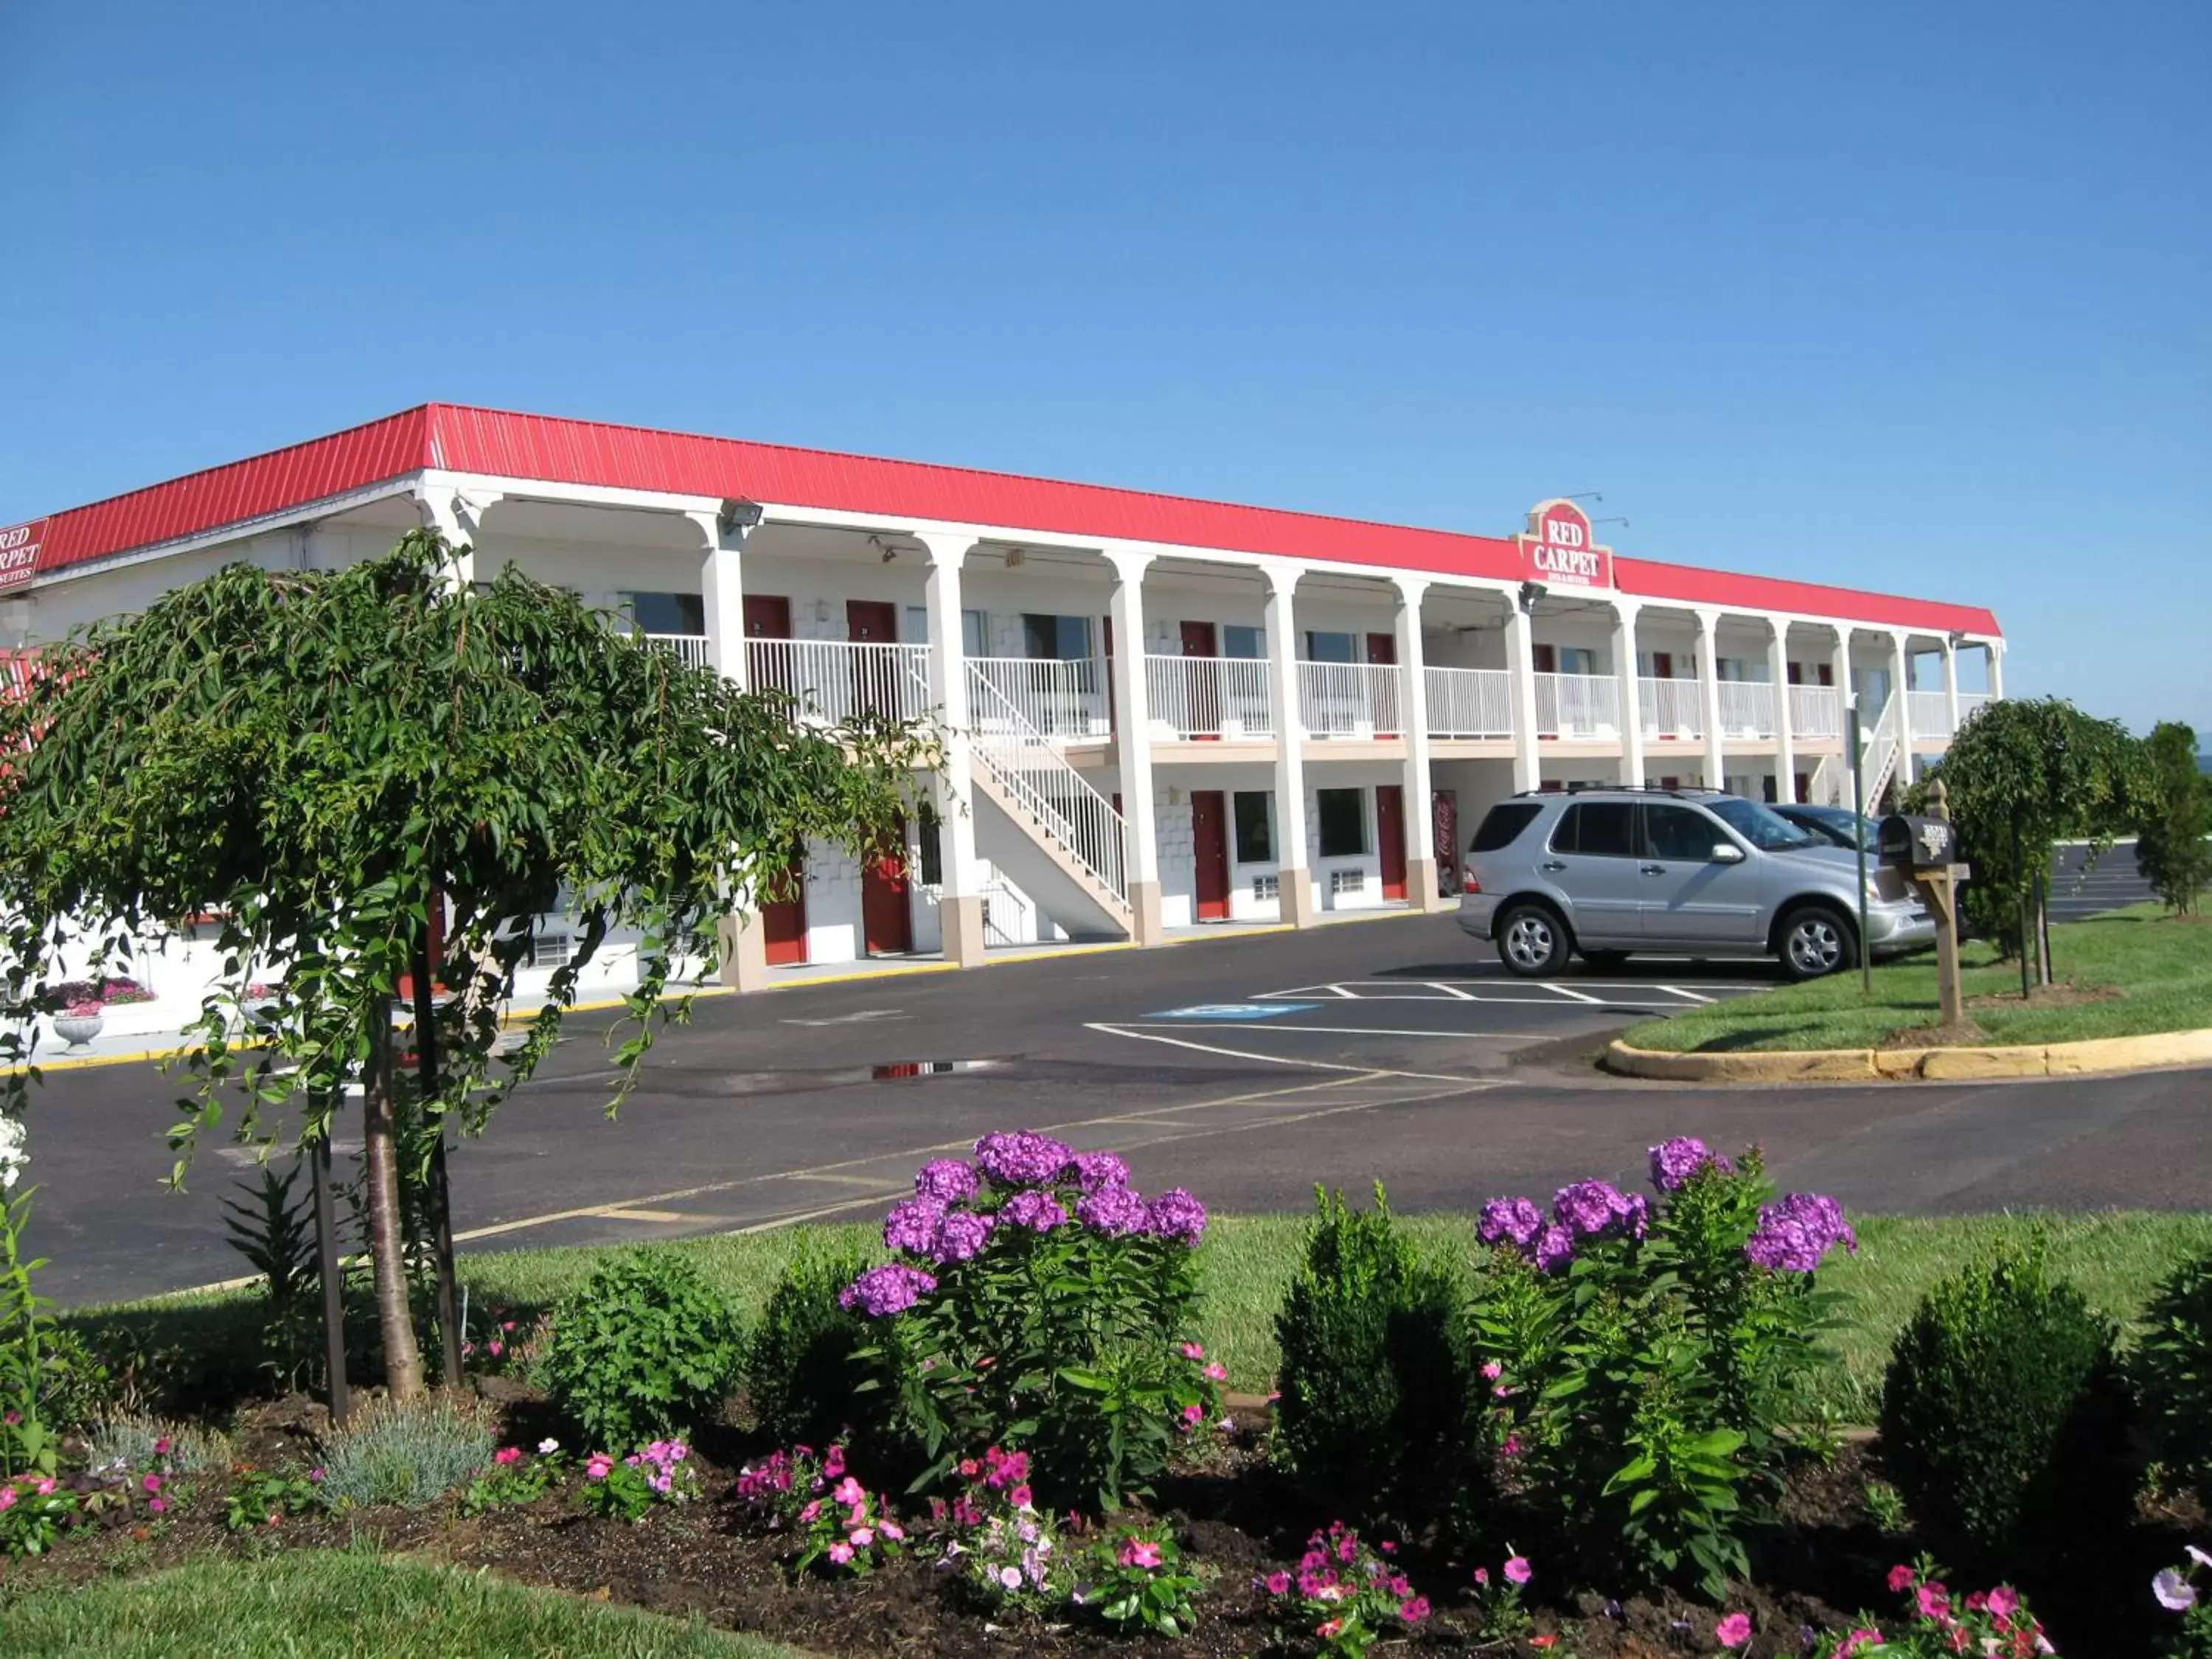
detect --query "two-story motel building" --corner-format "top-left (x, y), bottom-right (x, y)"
top-left (0, 405), bottom-right (2004, 989)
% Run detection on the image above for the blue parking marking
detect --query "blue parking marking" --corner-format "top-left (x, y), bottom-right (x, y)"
top-left (1148, 1002), bottom-right (1319, 1020)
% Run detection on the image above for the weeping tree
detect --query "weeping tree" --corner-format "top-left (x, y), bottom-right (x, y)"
top-left (0, 532), bottom-right (935, 1398)
top-left (1903, 696), bottom-right (2143, 980)
top-left (2135, 722), bottom-right (2212, 917)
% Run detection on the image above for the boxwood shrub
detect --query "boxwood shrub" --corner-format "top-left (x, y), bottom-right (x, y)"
top-left (542, 1249), bottom-right (743, 1450)
top-left (742, 1245), bottom-right (876, 1449)
top-left (2132, 1242), bottom-right (2212, 1510)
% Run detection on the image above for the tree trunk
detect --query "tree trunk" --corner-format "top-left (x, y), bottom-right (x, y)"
top-left (361, 1006), bottom-right (425, 1401)
top-left (413, 935), bottom-right (464, 1390)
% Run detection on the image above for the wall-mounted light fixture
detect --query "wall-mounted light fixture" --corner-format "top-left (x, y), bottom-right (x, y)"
top-left (1004, 547), bottom-right (1026, 569)
top-left (717, 497), bottom-right (763, 536)
top-left (1518, 580), bottom-right (1548, 614)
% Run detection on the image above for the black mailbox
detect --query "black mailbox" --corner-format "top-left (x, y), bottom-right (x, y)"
top-left (1878, 813), bottom-right (1955, 872)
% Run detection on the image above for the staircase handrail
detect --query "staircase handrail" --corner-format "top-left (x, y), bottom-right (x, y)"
top-left (963, 664), bottom-right (1130, 905)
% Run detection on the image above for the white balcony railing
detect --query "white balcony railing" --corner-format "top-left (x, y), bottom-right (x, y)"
top-left (1424, 666), bottom-right (1514, 740)
top-left (964, 664), bottom-right (1128, 902)
top-left (1908, 689), bottom-right (1954, 740)
top-left (1957, 690), bottom-right (1993, 728)
top-left (970, 656), bottom-right (1108, 740)
top-left (747, 639), bottom-right (932, 725)
top-left (1533, 671), bottom-right (1620, 738)
top-left (1298, 661), bottom-right (1402, 739)
top-left (1789, 684), bottom-right (1843, 739)
top-left (1639, 676), bottom-right (1703, 740)
top-left (643, 632), bottom-right (712, 670)
top-left (1717, 680), bottom-right (1776, 738)
top-left (1144, 654), bottom-right (1273, 740)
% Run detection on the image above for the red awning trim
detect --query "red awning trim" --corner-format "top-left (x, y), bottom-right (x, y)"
top-left (17, 403), bottom-right (2002, 638)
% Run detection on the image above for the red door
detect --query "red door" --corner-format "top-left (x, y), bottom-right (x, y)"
top-left (846, 600), bottom-right (896, 642)
top-left (1179, 621), bottom-right (1220, 740)
top-left (860, 818), bottom-right (912, 956)
top-left (1191, 791), bottom-right (1231, 921)
top-left (846, 601), bottom-right (898, 716)
top-left (745, 596), bottom-right (790, 639)
top-left (761, 853), bottom-right (807, 967)
top-left (745, 596), bottom-right (791, 697)
top-left (1651, 650), bottom-right (1674, 678)
top-left (1376, 785), bottom-right (1408, 900)
top-left (1365, 633), bottom-right (1399, 737)
top-left (1786, 661), bottom-right (1804, 686)
top-left (1816, 663), bottom-right (1834, 686)
top-left (1431, 790), bottom-right (1459, 896)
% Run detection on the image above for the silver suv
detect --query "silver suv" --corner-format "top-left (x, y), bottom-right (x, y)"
top-left (1455, 787), bottom-right (1935, 980)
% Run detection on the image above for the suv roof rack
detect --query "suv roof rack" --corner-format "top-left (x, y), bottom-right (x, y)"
top-left (1512, 783), bottom-right (1698, 800)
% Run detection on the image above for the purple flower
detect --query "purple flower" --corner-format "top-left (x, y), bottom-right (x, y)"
top-left (1076, 1183), bottom-right (1149, 1235)
top-left (914, 1158), bottom-right (980, 1203)
top-left (1649, 1136), bottom-right (1732, 1192)
top-left (838, 1262), bottom-right (937, 1318)
top-left (1478, 1196), bottom-right (1545, 1248)
top-left (1531, 1223), bottom-right (1575, 1273)
top-left (1001, 1189), bottom-right (1070, 1231)
top-left (1063, 1150), bottom-right (1130, 1194)
top-left (929, 1208), bottom-right (997, 1263)
top-left (974, 1130), bottom-right (1076, 1188)
top-left (883, 1196), bottom-right (946, 1256)
top-left (1554, 1179), bottom-right (1646, 1242)
top-left (1144, 1188), bottom-right (1208, 1246)
top-left (1745, 1192), bottom-right (1858, 1273)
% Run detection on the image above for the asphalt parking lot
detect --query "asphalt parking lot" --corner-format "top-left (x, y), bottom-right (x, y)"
top-left (21, 911), bottom-right (2211, 1305)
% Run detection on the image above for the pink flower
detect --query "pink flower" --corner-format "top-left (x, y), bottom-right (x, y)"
top-left (799, 1500), bottom-right (821, 1523)
top-left (1985, 1585), bottom-right (2020, 1620)
top-left (494, 1446), bottom-right (523, 1465)
top-left (142, 1473), bottom-right (164, 1494)
top-left (880, 1520), bottom-right (903, 1542)
top-left (828, 1542), bottom-right (854, 1565)
top-left (1204, 1362), bottom-right (1228, 1382)
top-left (1009, 1484), bottom-right (1033, 1509)
top-left (1834, 1630), bottom-right (1882, 1658)
top-left (1181, 1403), bottom-right (1204, 1426)
top-left (487, 1340), bottom-right (504, 1357)
top-left (1473, 1566), bottom-right (1489, 1585)
top-left (1500, 1433), bottom-right (1525, 1458)
top-left (1481, 1360), bottom-right (1503, 1380)
top-left (832, 1476), bottom-right (865, 1506)
top-left (849, 1526), bottom-right (874, 1547)
top-left (1889, 1563), bottom-right (1917, 1593)
top-left (585, 1454), bottom-right (613, 1481)
top-left (1716, 1610), bottom-right (1753, 1647)
top-left (1400, 1596), bottom-right (1432, 1623)
top-left (0, 1485), bottom-right (18, 1512)
top-left (153, 1436), bottom-right (173, 1455)
top-left (1917, 1582), bottom-right (1950, 1620)
top-left (147, 1496), bottom-right (167, 1514)
top-left (1182, 1342), bottom-right (1206, 1360)
top-left (35, 1478), bottom-right (56, 1495)
top-left (1120, 1539), bottom-right (1163, 1569)
top-left (1317, 1618), bottom-right (1344, 1639)
top-left (1264, 1570), bottom-right (1292, 1596)
top-left (997, 1564), bottom-right (1023, 1590)
top-left (1504, 1556), bottom-right (1533, 1585)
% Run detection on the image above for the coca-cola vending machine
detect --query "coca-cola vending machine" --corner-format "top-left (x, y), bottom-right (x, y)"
top-left (1431, 790), bottom-right (1459, 897)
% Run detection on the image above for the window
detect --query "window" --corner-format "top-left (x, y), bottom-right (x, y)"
top-left (1706, 796), bottom-right (1818, 851)
top-left (1021, 613), bottom-right (1092, 661)
top-left (623, 591), bottom-right (704, 636)
top-left (905, 605), bottom-right (930, 644)
top-left (1330, 869), bottom-right (1366, 897)
top-left (1316, 788), bottom-right (1368, 858)
top-left (961, 609), bottom-right (989, 657)
top-left (1551, 801), bottom-right (1636, 858)
top-left (1232, 791), bottom-right (1274, 863)
top-left (917, 816), bottom-right (942, 886)
top-left (1252, 874), bottom-right (1279, 901)
top-left (1470, 801), bottom-right (1543, 852)
top-left (1644, 804), bottom-right (1728, 861)
top-left (1557, 646), bottom-right (1597, 675)
top-left (1304, 630), bottom-right (1357, 663)
top-left (1222, 625), bottom-right (1265, 659)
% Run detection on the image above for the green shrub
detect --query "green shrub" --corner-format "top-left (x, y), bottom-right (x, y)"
top-left (742, 1247), bottom-right (874, 1449)
top-left (318, 1391), bottom-right (498, 1509)
top-left (1879, 1242), bottom-right (2130, 1558)
top-left (542, 1248), bottom-right (743, 1450)
top-left (1270, 1184), bottom-right (1472, 1526)
top-left (2133, 1243), bottom-right (2212, 1509)
top-left (84, 1413), bottom-right (233, 1477)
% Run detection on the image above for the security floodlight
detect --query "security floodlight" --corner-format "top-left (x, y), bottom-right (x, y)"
top-left (1518, 580), bottom-right (1547, 613)
top-left (717, 497), bottom-right (763, 535)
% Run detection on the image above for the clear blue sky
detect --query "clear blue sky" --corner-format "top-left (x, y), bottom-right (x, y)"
top-left (3, 1), bottom-right (2205, 731)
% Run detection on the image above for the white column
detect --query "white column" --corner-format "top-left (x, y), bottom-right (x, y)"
top-left (1503, 597), bottom-right (1542, 793)
top-left (414, 485), bottom-right (500, 591)
top-left (1942, 636), bottom-right (1961, 739)
top-left (1987, 640), bottom-right (2005, 700)
top-left (1891, 631), bottom-right (1916, 787)
top-left (1832, 628), bottom-right (1857, 810)
top-left (686, 509), bottom-right (751, 689)
top-left (1105, 546), bottom-right (1162, 945)
top-left (1767, 616), bottom-right (1795, 803)
top-left (1392, 577), bottom-right (1442, 911)
top-left (1695, 608), bottom-right (1726, 792)
top-left (1262, 562), bottom-right (1315, 927)
top-left (921, 532), bottom-right (987, 966)
top-left (1611, 599), bottom-right (1644, 789)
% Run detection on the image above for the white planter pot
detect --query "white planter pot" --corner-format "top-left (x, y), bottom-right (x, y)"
top-left (52, 1014), bottom-right (105, 1049)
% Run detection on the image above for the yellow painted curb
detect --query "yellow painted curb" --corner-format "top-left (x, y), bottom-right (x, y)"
top-left (1604, 1024), bottom-right (2212, 1083)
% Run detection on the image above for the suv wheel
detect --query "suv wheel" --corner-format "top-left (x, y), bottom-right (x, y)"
top-left (1497, 902), bottom-right (1571, 977)
top-left (1778, 905), bottom-right (1857, 981)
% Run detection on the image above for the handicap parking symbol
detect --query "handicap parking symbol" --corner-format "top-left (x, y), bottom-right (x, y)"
top-left (1147, 1002), bottom-right (1318, 1020)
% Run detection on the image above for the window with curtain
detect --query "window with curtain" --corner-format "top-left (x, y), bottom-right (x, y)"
top-left (1021, 613), bottom-right (1093, 661)
top-left (622, 592), bottom-right (705, 635)
top-left (1304, 630), bottom-right (1357, 663)
top-left (1223, 625), bottom-right (1265, 658)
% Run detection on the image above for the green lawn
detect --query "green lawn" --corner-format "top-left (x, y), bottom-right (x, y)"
top-left (80, 1208), bottom-right (2212, 1429)
top-left (1621, 902), bottom-right (2212, 1052)
top-left (0, 1548), bottom-right (801, 1658)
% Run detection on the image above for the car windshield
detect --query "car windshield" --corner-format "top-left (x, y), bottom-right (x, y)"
top-left (1804, 807), bottom-right (1879, 850)
top-left (1707, 796), bottom-right (1820, 851)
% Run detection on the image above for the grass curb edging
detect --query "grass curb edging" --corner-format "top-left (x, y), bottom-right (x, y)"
top-left (1602, 1023), bottom-right (2212, 1082)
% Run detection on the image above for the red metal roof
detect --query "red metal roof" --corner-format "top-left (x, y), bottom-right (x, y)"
top-left (18, 403), bottom-right (2003, 637)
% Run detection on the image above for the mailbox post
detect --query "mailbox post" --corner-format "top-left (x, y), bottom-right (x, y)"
top-left (1879, 779), bottom-right (1969, 1027)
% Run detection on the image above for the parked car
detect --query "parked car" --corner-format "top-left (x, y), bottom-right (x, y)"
top-left (1456, 787), bottom-right (1935, 981)
top-left (1772, 802), bottom-right (1877, 851)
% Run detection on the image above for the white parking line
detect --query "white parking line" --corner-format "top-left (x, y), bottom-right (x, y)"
top-left (1655, 985), bottom-right (1714, 1003)
top-left (1087, 1023), bottom-right (1489, 1084)
top-left (1121, 1022), bottom-right (1563, 1039)
top-left (1426, 981), bottom-right (1478, 1000)
top-left (1537, 983), bottom-right (1604, 1004)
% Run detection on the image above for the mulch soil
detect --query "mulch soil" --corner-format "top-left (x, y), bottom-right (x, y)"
top-left (2, 1395), bottom-right (2189, 1659)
